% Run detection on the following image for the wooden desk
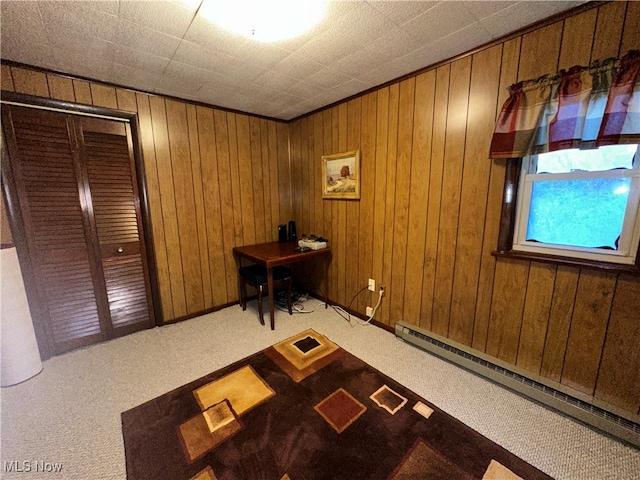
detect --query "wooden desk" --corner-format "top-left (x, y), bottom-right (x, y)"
top-left (233, 241), bottom-right (331, 330)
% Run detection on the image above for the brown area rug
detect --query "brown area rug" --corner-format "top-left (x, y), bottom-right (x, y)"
top-left (122, 329), bottom-right (553, 480)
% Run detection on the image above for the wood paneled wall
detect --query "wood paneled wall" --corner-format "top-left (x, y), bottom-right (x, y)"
top-left (289, 1), bottom-right (640, 416)
top-left (1, 64), bottom-right (292, 323)
top-left (2, 1), bottom-right (639, 416)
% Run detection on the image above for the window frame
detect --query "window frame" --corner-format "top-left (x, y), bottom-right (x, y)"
top-left (493, 158), bottom-right (640, 275)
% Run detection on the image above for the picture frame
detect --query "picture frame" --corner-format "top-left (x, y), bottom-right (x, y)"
top-left (322, 150), bottom-right (361, 200)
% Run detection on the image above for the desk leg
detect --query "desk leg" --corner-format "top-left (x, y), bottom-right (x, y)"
top-left (234, 252), bottom-right (241, 307)
top-left (267, 266), bottom-right (275, 330)
top-left (324, 254), bottom-right (329, 309)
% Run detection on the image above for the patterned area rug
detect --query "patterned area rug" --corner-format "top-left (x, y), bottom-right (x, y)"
top-left (121, 329), bottom-right (553, 480)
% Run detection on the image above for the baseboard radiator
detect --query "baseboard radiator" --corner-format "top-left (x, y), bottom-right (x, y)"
top-left (395, 321), bottom-right (640, 448)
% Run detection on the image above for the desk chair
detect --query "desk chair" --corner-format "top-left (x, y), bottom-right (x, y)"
top-left (238, 264), bottom-right (293, 325)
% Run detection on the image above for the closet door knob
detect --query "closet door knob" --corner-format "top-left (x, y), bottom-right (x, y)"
top-left (117, 247), bottom-right (124, 253)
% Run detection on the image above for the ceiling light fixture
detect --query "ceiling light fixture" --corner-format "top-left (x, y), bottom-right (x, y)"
top-left (198, 0), bottom-right (327, 42)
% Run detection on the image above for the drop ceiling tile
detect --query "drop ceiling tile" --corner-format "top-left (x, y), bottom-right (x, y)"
top-left (236, 83), bottom-right (275, 99)
top-left (50, 37), bottom-right (114, 64)
top-left (236, 42), bottom-right (293, 69)
top-left (363, 26), bottom-right (424, 63)
top-left (198, 71), bottom-right (260, 96)
top-left (108, 63), bottom-right (165, 92)
top-left (332, 48), bottom-right (390, 82)
top-left (115, 18), bottom-right (182, 58)
top-left (163, 60), bottom-right (211, 88)
top-left (295, 94), bottom-right (334, 112)
top-left (401, 22), bottom-right (493, 71)
top-left (326, 78), bottom-right (368, 101)
top-left (153, 87), bottom-right (201, 103)
top-left (197, 88), bottom-right (256, 112)
top-left (75, 0), bottom-right (120, 15)
top-left (221, 96), bottom-right (253, 111)
top-left (43, 50), bottom-right (74, 74)
top-left (323, 20), bottom-right (369, 50)
top-left (38, 1), bottom-right (118, 43)
top-left (307, 67), bottom-right (352, 90)
top-left (183, 15), bottom-right (252, 57)
top-left (65, 57), bottom-right (114, 82)
top-left (221, 70), bottom-right (276, 91)
top-left (464, 1), bottom-right (519, 21)
top-left (401, 1), bottom-right (478, 45)
top-left (256, 31), bottom-right (321, 57)
top-left (449, 22), bottom-right (494, 55)
top-left (364, 63), bottom-right (413, 89)
top-left (231, 98), bottom-right (273, 117)
top-left (480, 1), bottom-right (585, 39)
top-left (234, 83), bottom-right (269, 100)
top-left (1, 42), bottom-right (55, 70)
top-left (294, 29), bottom-right (356, 67)
top-left (105, 43), bottom-right (172, 74)
top-left (274, 0), bottom-right (362, 48)
top-left (333, 2), bottom-right (398, 44)
top-left (261, 89), bottom-right (306, 106)
top-left (479, 2), bottom-right (545, 39)
top-left (393, 50), bottom-right (440, 78)
top-left (216, 80), bottom-right (264, 99)
top-left (287, 81), bottom-right (328, 100)
top-left (0, 1), bottom-right (49, 48)
top-left (299, 101), bottom-right (328, 115)
top-left (366, 1), bottom-right (439, 26)
top-left (253, 70), bottom-right (299, 91)
top-left (535, 1), bottom-right (588, 17)
top-left (118, 0), bottom-right (198, 38)
top-left (219, 59), bottom-right (269, 84)
top-left (197, 82), bottom-right (242, 101)
top-left (254, 104), bottom-right (289, 119)
top-left (272, 54), bottom-right (324, 81)
top-left (154, 74), bottom-right (205, 96)
top-left (172, 40), bottom-right (236, 71)
top-left (276, 105), bottom-right (307, 121)
top-left (195, 91), bottom-right (228, 108)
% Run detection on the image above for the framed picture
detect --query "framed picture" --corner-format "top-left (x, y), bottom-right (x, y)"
top-left (322, 150), bottom-right (361, 200)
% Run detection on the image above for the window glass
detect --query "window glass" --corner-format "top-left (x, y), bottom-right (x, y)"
top-left (535, 144), bottom-right (636, 174)
top-left (526, 177), bottom-right (630, 249)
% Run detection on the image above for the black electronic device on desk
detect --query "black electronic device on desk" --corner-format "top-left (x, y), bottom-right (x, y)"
top-left (288, 220), bottom-right (297, 241)
top-left (278, 224), bottom-right (287, 242)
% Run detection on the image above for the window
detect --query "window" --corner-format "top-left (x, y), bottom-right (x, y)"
top-left (510, 144), bottom-right (640, 266)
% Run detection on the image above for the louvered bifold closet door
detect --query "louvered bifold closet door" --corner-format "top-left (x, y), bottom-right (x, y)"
top-left (2, 106), bottom-right (105, 354)
top-left (77, 117), bottom-right (153, 337)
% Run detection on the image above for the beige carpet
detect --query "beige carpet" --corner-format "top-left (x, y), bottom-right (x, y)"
top-left (1, 302), bottom-right (639, 479)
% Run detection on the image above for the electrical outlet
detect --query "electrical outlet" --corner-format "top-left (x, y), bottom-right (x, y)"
top-left (368, 278), bottom-right (375, 291)
top-left (366, 306), bottom-right (373, 317)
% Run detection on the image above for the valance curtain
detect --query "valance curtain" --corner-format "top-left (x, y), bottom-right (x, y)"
top-left (489, 50), bottom-right (640, 159)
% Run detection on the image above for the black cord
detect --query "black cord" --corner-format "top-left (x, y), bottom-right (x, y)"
top-left (340, 286), bottom-right (369, 325)
top-left (348, 286), bottom-right (369, 311)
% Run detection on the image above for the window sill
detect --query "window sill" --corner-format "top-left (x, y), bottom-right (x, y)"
top-left (491, 250), bottom-right (640, 276)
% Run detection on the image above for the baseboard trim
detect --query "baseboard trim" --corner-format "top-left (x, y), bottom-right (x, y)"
top-left (161, 300), bottom-right (241, 326)
top-left (395, 321), bottom-right (640, 448)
